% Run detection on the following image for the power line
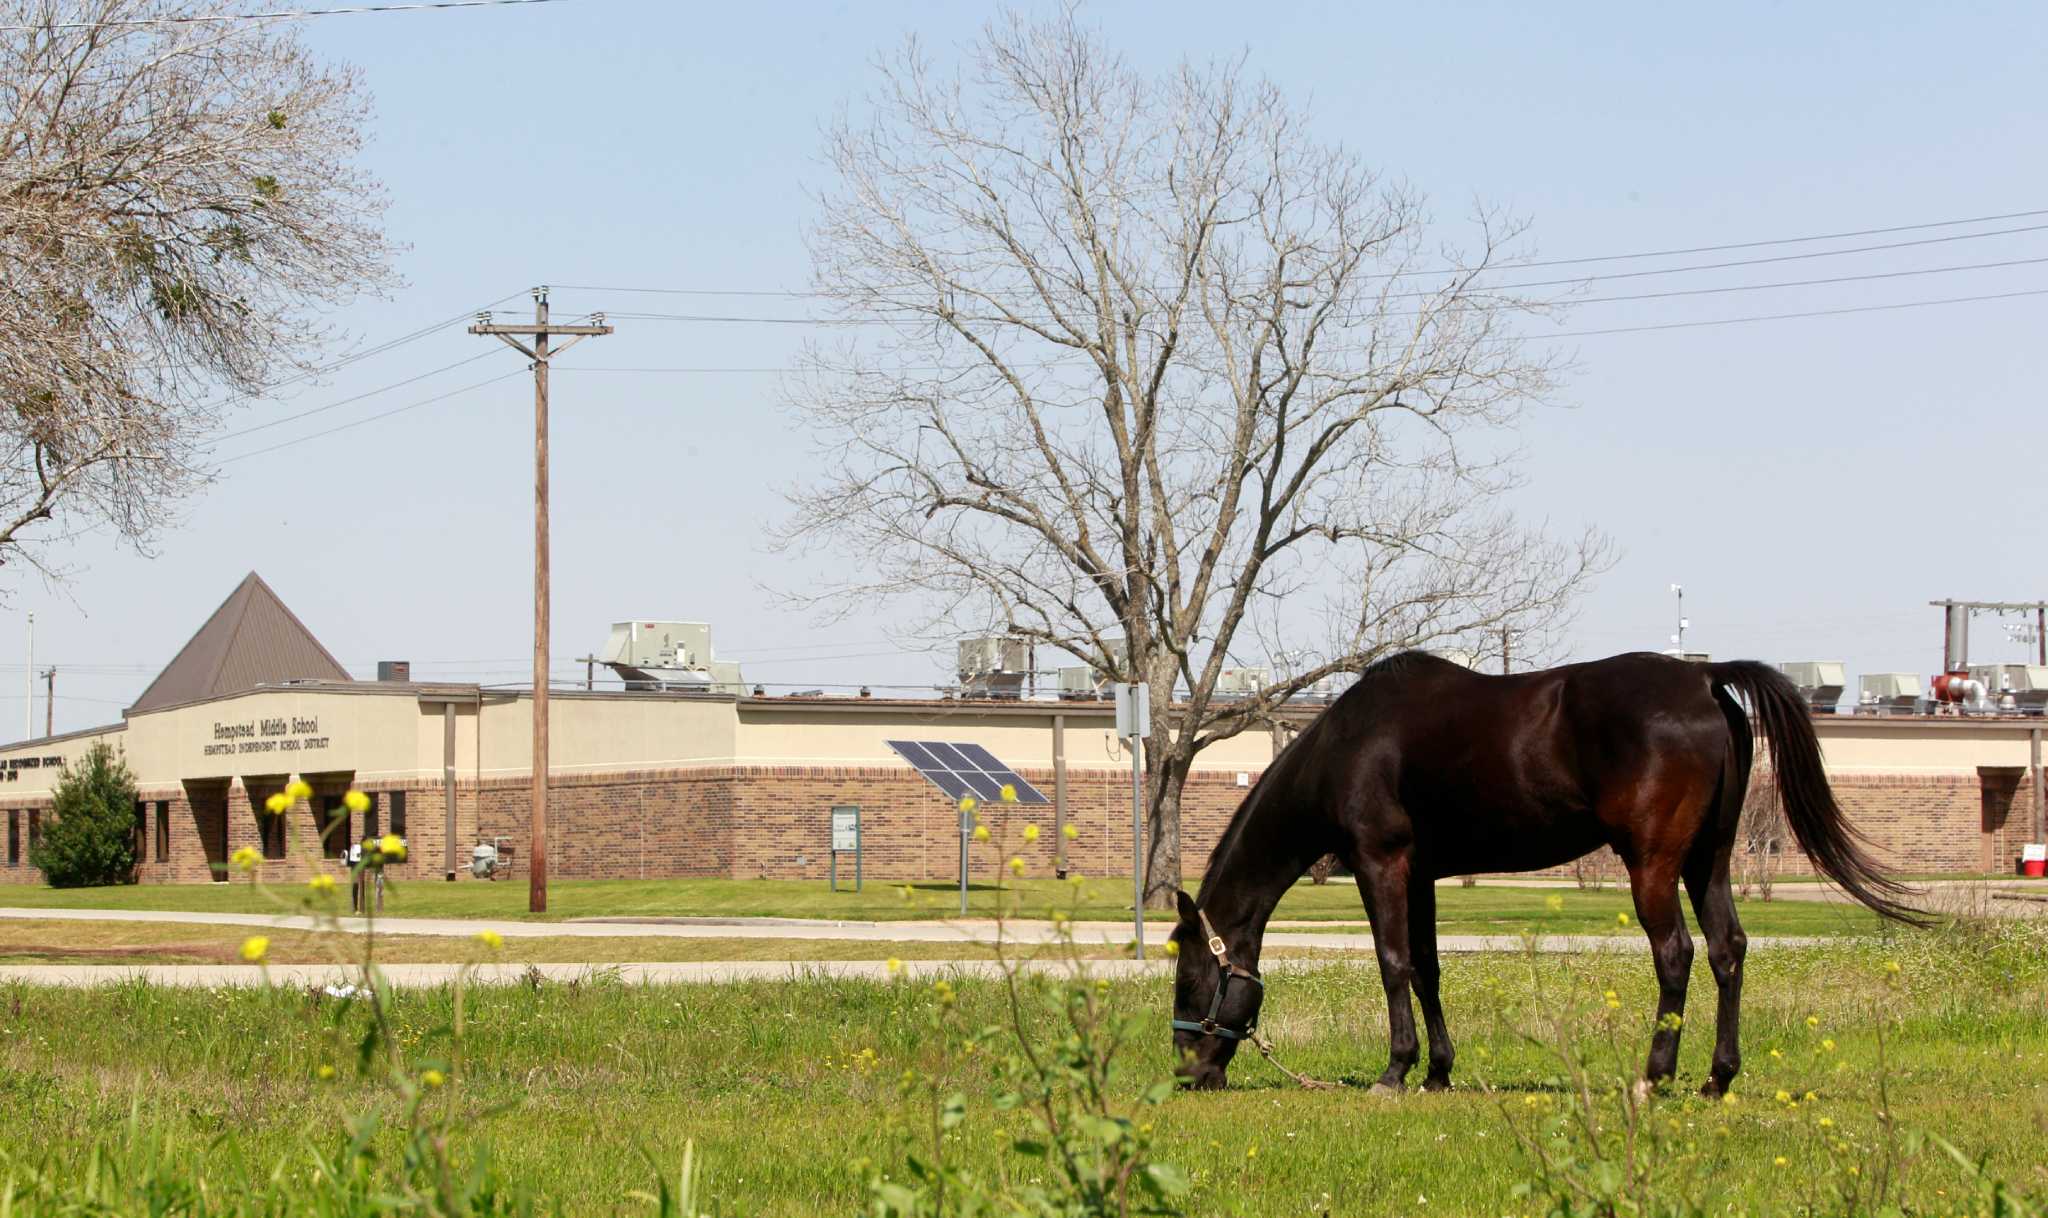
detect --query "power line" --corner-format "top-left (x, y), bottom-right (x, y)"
top-left (214, 368), bottom-right (522, 465)
top-left (208, 350), bottom-right (496, 443)
top-left (597, 247), bottom-right (2048, 331)
top-left (3, 0), bottom-right (568, 30)
top-left (553, 208), bottom-right (2048, 303)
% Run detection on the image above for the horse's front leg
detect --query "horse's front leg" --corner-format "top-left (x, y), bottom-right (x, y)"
top-left (1408, 878), bottom-right (1455, 1090)
top-left (1354, 847), bottom-right (1420, 1092)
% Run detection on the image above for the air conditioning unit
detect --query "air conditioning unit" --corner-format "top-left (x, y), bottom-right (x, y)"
top-left (1057, 666), bottom-right (1110, 700)
top-left (1858, 672), bottom-right (1922, 714)
top-left (601, 621), bottom-right (744, 693)
top-left (1969, 664), bottom-right (2048, 712)
top-left (1215, 667), bottom-right (1269, 699)
top-left (1781, 661), bottom-right (1845, 714)
top-left (957, 636), bottom-right (1031, 700)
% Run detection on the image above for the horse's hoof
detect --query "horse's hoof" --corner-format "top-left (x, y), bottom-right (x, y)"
top-left (1422, 1075), bottom-right (1453, 1093)
top-left (1699, 1078), bottom-right (1729, 1100)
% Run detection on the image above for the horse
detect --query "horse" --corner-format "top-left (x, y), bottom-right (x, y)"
top-left (1169, 651), bottom-right (1923, 1095)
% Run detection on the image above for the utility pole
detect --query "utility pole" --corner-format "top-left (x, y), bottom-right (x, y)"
top-left (470, 287), bottom-right (612, 913)
top-left (42, 667), bottom-right (53, 739)
top-left (579, 654), bottom-right (597, 690)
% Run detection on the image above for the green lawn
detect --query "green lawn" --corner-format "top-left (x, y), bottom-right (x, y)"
top-left (0, 875), bottom-right (1900, 937)
top-left (0, 922), bottom-right (2039, 1215)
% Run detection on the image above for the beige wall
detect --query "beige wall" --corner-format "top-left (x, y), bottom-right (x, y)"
top-left (1813, 718), bottom-right (2038, 774)
top-left (0, 683), bottom-right (2038, 803)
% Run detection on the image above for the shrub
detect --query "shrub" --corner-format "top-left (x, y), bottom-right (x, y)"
top-left (28, 740), bottom-right (138, 887)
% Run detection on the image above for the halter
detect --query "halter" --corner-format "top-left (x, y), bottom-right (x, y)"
top-left (1169, 907), bottom-right (1265, 1042)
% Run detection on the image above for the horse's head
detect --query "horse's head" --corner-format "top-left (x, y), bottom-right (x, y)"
top-left (1170, 890), bottom-right (1263, 1090)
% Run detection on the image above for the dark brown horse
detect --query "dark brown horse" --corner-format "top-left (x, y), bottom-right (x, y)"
top-left (1170, 651), bottom-right (1922, 1095)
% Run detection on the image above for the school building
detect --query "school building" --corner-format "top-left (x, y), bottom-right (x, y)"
top-left (0, 573), bottom-right (2041, 886)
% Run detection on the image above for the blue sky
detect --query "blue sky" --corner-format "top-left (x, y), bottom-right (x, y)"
top-left (11, 0), bottom-right (2048, 735)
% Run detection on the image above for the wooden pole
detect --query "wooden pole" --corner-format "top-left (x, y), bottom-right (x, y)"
top-left (531, 291), bottom-right (550, 913)
top-left (468, 289), bottom-right (611, 914)
top-left (42, 667), bottom-right (53, 738)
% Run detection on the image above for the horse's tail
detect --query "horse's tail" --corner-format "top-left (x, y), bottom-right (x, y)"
top-left (1708, 661), bottom-right (1929, 926)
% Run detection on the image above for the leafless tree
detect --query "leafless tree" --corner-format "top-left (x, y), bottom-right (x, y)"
top-left (782, 11), bottom-right (1608, 905)
top-left (0, 0), bottom-right (394, 579)
top-left (1737, 769), bottom-right (1786, 900)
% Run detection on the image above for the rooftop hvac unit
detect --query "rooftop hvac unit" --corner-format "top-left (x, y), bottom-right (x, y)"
top-left (1057, 665), bottom-right (1110, 701)
top-left (1858, 672), bottom-right (1922, 714)
top-left (1292, 673), bottom-right (1347, 703)
top-left (1215, 667), bottom-right (1269, 699)
top-left (1781, 661), bottom-right (1845, 714)
top-left (1433, 648), bottom-right (1484, 671)
top-left (1969, 663), bottom-right (2048, 711)
top-left (957, 636), bottom-right (1031, 700)
top-left (600, 621), bottom-right (743, 693)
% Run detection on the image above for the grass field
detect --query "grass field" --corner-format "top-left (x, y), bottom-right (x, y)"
top-left (0, 918), bottom-right (2040, 1215)
top-left (0, 875), bottom-right (1902, 937)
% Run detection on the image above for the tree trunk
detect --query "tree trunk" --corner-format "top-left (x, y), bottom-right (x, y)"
top-left (1142, 749), bottom-right (1187, 908)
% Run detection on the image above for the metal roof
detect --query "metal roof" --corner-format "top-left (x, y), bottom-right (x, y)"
top-left (126, 572), bottom-right (351, 715)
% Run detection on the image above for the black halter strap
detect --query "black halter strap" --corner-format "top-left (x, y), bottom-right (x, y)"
top-left (1170, 907), bottom-right (1264, 1042)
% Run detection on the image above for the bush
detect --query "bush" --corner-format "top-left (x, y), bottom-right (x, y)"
top-left (28, 740), bottom-right (138, 887)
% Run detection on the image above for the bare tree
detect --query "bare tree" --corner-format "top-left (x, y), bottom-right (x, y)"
top-left (782, 11), bottom-right (1608, 905)
top-left (1737, 769), bottom-right (1786, 900)
top-left (0, 1), bottom-right (394, 578)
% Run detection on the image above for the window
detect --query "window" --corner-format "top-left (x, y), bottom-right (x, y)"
top-left (318, 794), bottom-right (349, 860)
top-left (27, 810), bottom-right (39, 856)
top-left (133, 801), bottom-right (148, 861)
top-left (363, 792), bottom-right (380, 840)
top-left (6, 810), bottom-right (16, 866)
top-left (155, 800), bottom-right (170, 862)
top-left (390, 790), bottom-right (407, 839)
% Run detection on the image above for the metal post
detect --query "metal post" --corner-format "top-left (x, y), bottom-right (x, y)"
top-left (830, 850), bottom-right (837, 893)
top-left (959, 804), bottom-right (971, 915)
top-left (2032, 727), bottom-right (2044, 845)
top-left (1130, 726), bottom-right (1144, 960)
top-left (42, 667), bottom-right (53, 738)
top-left (1052, 713), bottom-right (1067, 878)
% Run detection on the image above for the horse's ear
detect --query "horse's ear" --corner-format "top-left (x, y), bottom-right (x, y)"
top-left (1175, 890), bottom-right (1200, 927)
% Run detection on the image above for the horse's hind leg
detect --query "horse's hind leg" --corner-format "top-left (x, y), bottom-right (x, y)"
top-left (1353, 850), bottom-right (1421, 1092)
top-left (1624, 852), bottom-right (1695, 1086)
top-left (1684, 848), bottom-right (1747, 1097)
top-left (1408, 879), bottom-right (1455, 1090)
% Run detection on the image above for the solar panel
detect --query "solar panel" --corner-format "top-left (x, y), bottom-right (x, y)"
top-left (885, 739), bottom-right (1051, 805)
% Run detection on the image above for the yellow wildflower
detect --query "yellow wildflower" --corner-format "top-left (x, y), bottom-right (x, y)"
top-left (1883, 959), bottom-right (1901, 976)
top-left (1164, 939), bottom-right (1180, 957)
top-left (475, 930), bottom-right (503, 951)
top-left (1603, 989), bottom-right (1620, 1009)
top-left (239, 936), bottom-right (269, 963)
top-left (1062, 824), bottom-right (1078, 840)
top-left (1769, 1047), bottom-right (1783, 1059)
top-left (972, 824), bottom-right (990, 842)
top-left (1008, 856), bottom-right (1026, 877)
top-left (285, 779), bottom-right (313, 802)
top-left (1820, 1039), bottom-right (1836, 1053)
top-left (1774, 1156), bottom-right (1788, 1168)
top-left (231, 846), bottom-right (261, 872)
top-left (378, 833), bottom-right (406, 860)
top-left (1818, 1116), bottom-right (1834, 1129)
top-left (1775, 1090), bottom-right (1793, 1104)
top-left (1544, 894), bottom-right (1564, 913)
top-left (1067, 873), bottom-right (1085, 887)
top-left (958, 796), bottom-right (977, 815)
top-left (343, 789), bottom-right (370, 814)
top-left (1616, 912), bottom-right (1631, 927)
top-left (421, 1069), bottom-right (445, 1088)
top-left (317, 1064), bottom-right (336, 1081)
top-left (263, 792), bottom-right (291, 815)
top-left (1022, 824), bottom-right (1040, 843)
top-left (885, 957), bottom-right (903, 978)
top-left (307, 873), bottom-right (337, 894)
top-left (899, 885), bottom-right (915, 901)
top-left (1804, 1090), bottom-right (1817, 1102)
top-left (1805, 1015), bottom-right (1820, 1028)
top-left (1245, 1144), bottom-right (1257, 1160)
top-left (1000, 783), bottom-right (1017, 803)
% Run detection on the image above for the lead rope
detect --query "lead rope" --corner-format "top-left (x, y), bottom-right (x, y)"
top-left (1246, 1027), bottom-right (1340, 1090)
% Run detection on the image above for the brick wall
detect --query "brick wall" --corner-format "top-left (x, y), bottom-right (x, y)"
top-left (2, 762), bottom-right (2039, 886)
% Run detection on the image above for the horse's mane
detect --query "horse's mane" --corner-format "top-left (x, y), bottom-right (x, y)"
top-left (1194, 650), bottom-right (1433, 899)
